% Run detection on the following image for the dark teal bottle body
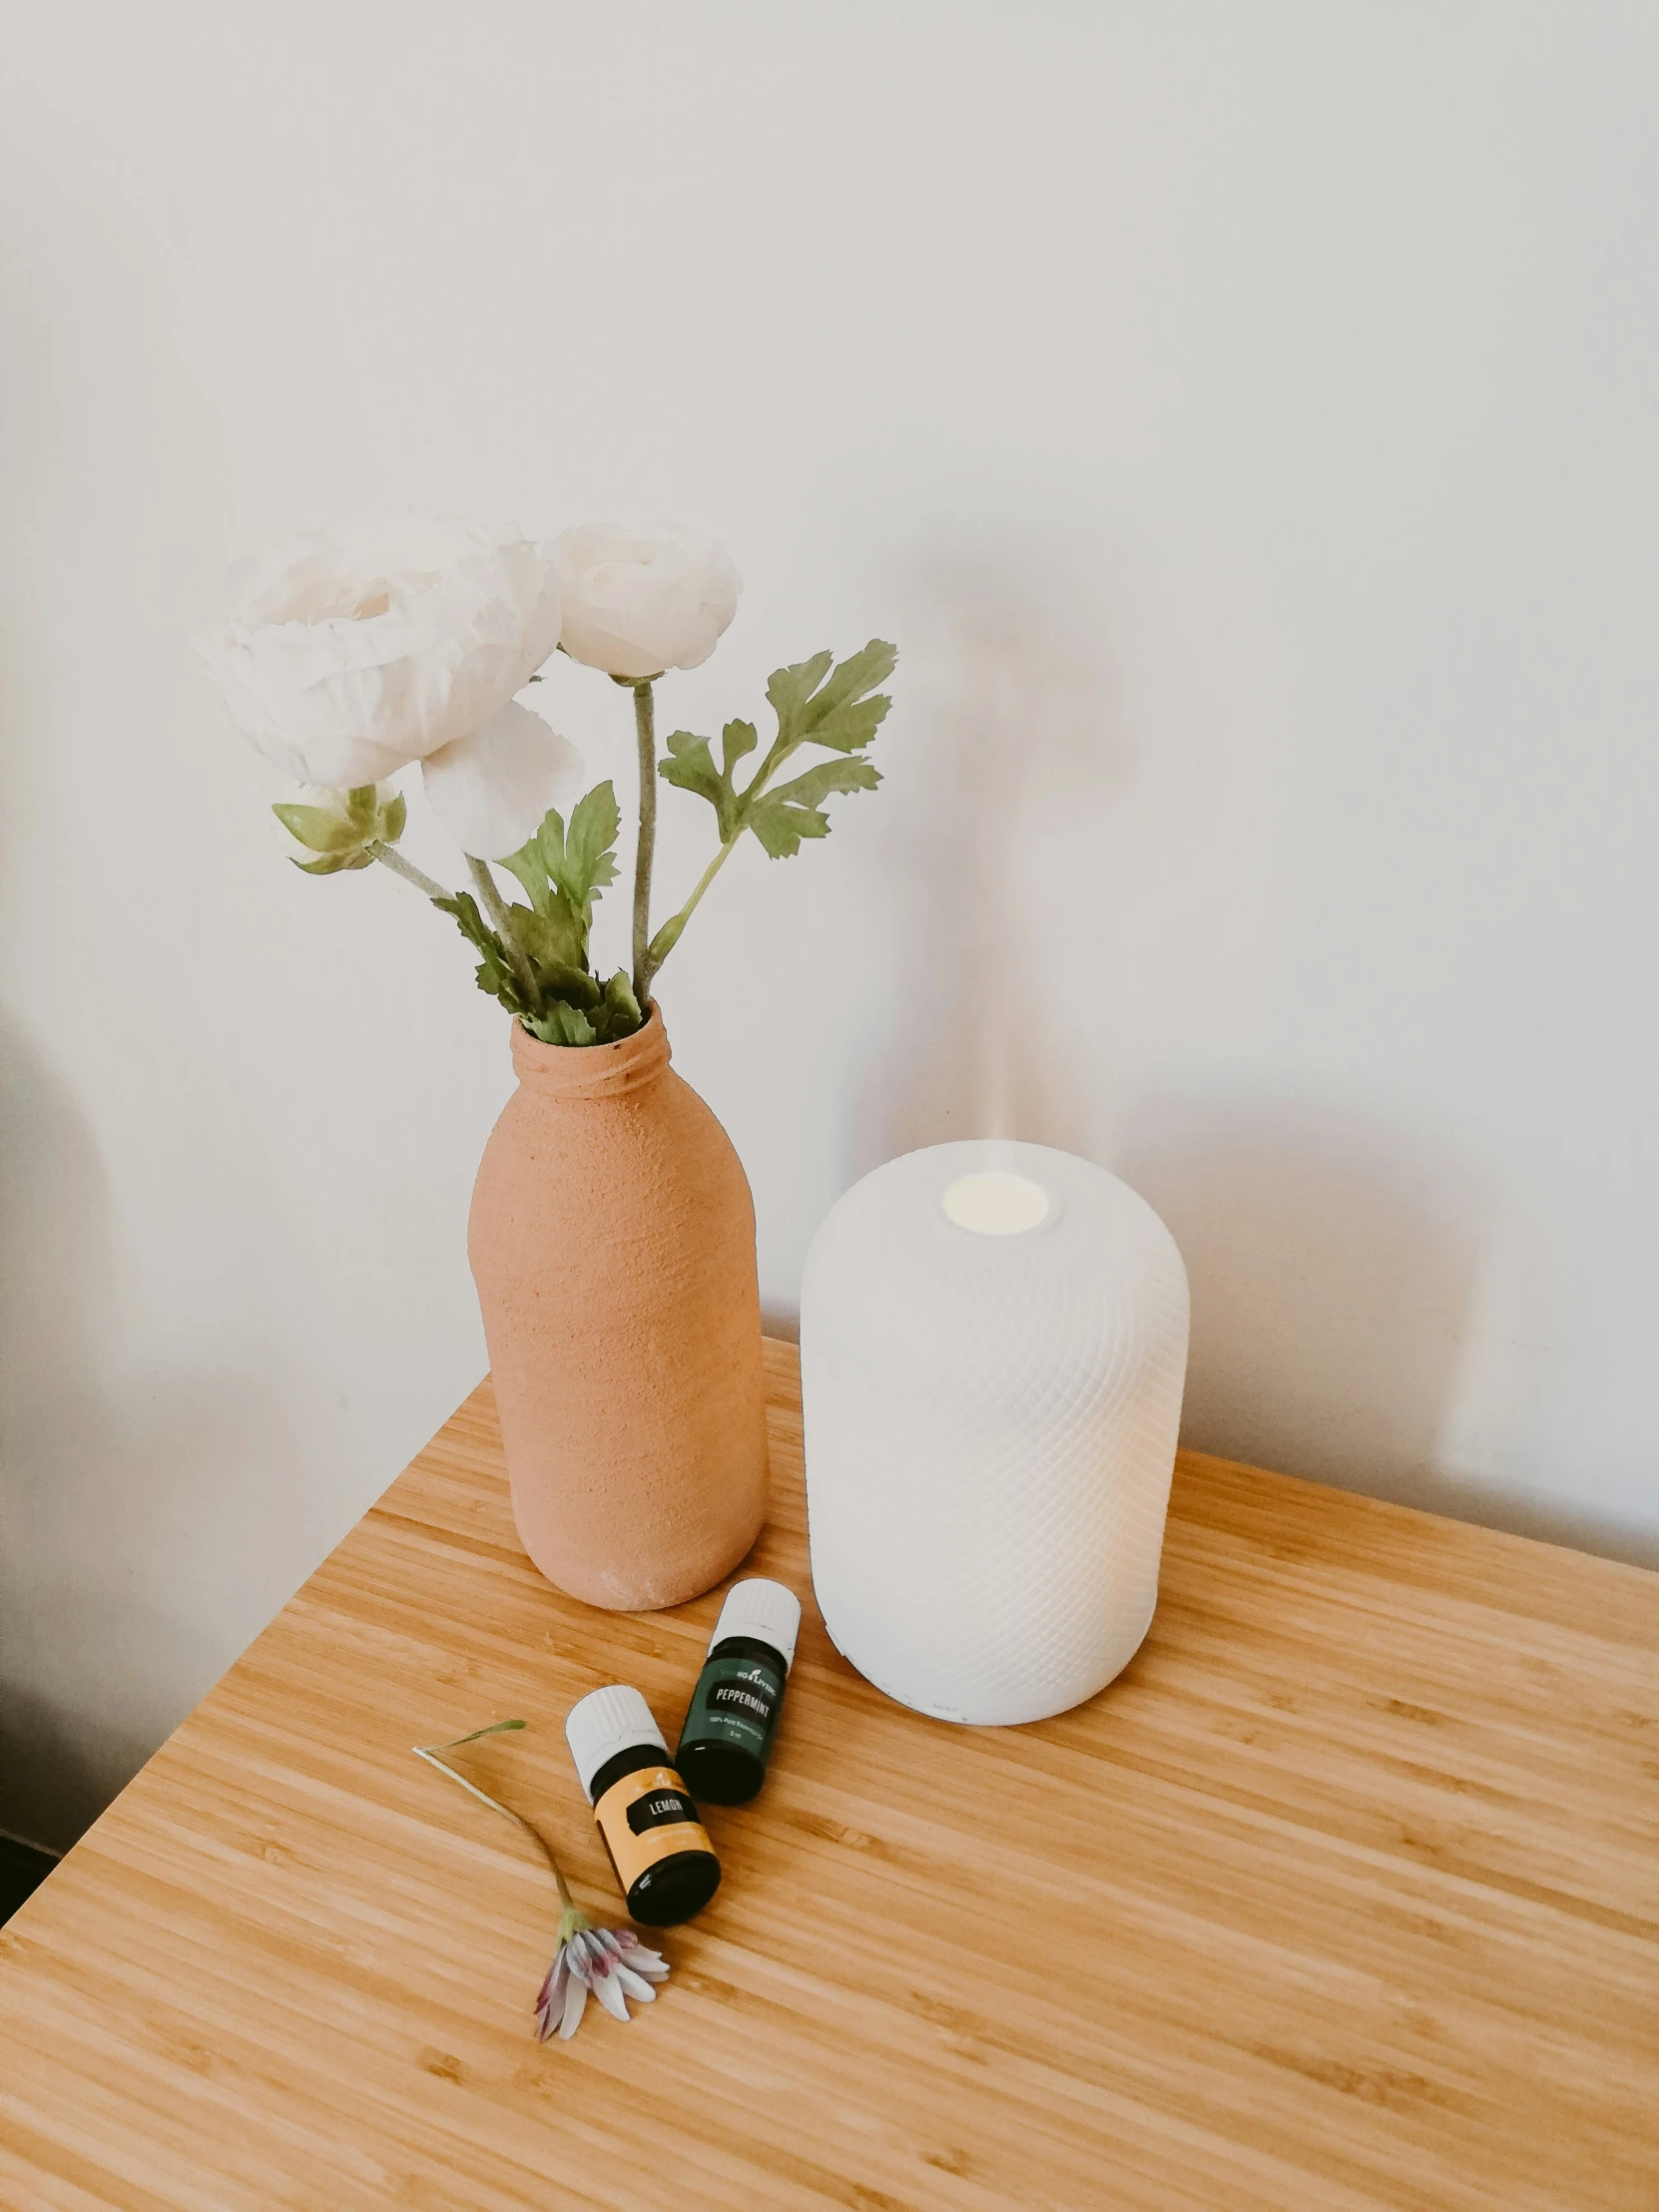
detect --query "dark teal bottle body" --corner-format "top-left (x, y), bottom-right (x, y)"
top-left (676, 1634), bottom-right (788, 1805)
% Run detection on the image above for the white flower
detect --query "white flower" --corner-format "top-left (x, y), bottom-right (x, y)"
top-left (553, 522), bottom-right (740, 680)
top-left (195, 512), bottom-right (563, 809)
top-left (536, 1925), bottom-right (669, 2041)
top-left (420, 701), bottom-right (584, 859)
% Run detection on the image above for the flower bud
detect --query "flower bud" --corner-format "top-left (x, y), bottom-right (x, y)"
top-left (273, 783), bottom-right (406, 874)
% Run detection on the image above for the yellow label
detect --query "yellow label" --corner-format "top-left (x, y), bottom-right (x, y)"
top-left (594, 1765), bottom-right (714, 1896)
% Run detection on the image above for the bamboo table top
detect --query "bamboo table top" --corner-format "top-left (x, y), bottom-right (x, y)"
top-left (2, 1342), bottom-right (1656, 2212)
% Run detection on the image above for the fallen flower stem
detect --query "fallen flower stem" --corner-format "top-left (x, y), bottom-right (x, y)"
top-left (413, 1719), bottom-right (577, 1917)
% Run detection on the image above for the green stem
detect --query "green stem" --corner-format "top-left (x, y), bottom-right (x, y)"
top-left (413, 1722), bottom-right (580, 1920)
top-left (467, 856), bottom-right (540, 1014)
top-left (638, 834), bottom-right (740, 998)
top-left (631, 680), bottom-right (657, 1006)
top-left (368, 844), bottom-right (449, 900)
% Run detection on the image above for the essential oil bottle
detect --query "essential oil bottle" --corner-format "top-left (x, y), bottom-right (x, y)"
top-left (564, 1685), bottom-right (721, 1927)
top-left (675, 1578), bottom-right (802, 1806)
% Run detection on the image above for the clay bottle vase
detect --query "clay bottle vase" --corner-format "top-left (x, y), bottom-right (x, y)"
top-left (469, 1008), bottom-right (771, 1610)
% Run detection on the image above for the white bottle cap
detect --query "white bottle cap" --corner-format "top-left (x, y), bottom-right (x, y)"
top-left (710, 1578), bottom-right (803, 1672)
top-left (564, 1685), bottom-right (667, 1804)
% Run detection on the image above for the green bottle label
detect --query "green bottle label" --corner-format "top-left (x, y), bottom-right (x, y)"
top-left (683, 1651), bottom-right (785, 1761)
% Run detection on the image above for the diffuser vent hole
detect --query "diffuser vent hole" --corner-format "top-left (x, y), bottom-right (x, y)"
top-left (940, 1172), bottom-right (1050, 1236)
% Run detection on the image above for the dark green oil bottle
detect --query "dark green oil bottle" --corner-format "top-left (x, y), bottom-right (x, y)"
top-left (676, 1579), bottom-right (802, 1806)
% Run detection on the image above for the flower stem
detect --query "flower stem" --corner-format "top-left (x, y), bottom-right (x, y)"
top-left (639, 833), bottom-right (739, 997)
top-left (369, 844), bottom-right (449, 900)
top-left (413, 1721), bottom-right (581, 1920)
top-left (631, 679), bottom-right (657, 1006)
top-left (467, 856), bottom-right (540, 1014)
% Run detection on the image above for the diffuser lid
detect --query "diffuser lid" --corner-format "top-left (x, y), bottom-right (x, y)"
top-left (711, 1577), bottom-right (802, 1670)
top-left (565, 1685), bottom-right (666, 1803)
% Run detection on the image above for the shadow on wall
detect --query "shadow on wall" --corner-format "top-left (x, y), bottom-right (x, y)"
top-left (828, 555), bottom-right (1652, 1570)
top-left (849, 548), bottom-right (1130, 1178)
top-left (1117, 1095), bottom-right (1659, 1571)
top-left (0, 1021), bottom-right (297, 1852)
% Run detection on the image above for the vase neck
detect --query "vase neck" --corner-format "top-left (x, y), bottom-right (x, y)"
top-left (508, 1006), bottom-right (671, 1101)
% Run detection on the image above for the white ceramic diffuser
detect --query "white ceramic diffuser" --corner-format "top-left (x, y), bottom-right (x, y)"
top-left (800, 1140), bottom-right (1190, 1726)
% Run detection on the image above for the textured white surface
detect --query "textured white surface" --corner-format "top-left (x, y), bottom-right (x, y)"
top-left (802, 1142), bottom-right (1190, 1725)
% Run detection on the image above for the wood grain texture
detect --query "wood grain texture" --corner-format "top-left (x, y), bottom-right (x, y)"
top-left (2, 1340), bottom-right (1655, 2211)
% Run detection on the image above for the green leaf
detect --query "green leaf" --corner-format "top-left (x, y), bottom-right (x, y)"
top-left (433, 890), bottom-right (494, 955)
top-left (748, 796), bottom-right (834, 859)
top-left (600, 969), bottom-right (643, 1030)
top-left (660, 730), bottom-right (736, 839)
top-left (504, 900), bottom-right (586, 974)
top-left (766, 758), bottom-right (881, 810)
top-left (526, 1000), bottom-right (598, 1047)
top-left (646, 911), bottom-right (686, 965)
top-left (801, 639), bottom-right (898, 733)
top-left (499, 830), bottom-right (553, 914)
top-left (810, 691), bottom-right (891, 754)
top-left (764, 651), bottom-right (835, 742)
top-left (274, 803), bottom-right (361, 853)
top-left (432, 892), bottom-right (529, 1012)
top-left (559, 782), bottom-right (622, 911)
top-left (744, 757), bottom-right (881, 858)
top-left (721, 719), bottom-right (758, 777)
top-left (535, 808), bottom-right (568, 880)
top-left (533, 960), bottom-right (601, 1010)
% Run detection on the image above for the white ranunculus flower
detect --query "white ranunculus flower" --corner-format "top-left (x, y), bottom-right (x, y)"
top-left (553, 522), bottom-right (740, 681)
top-left (195, 515), bottom-right (562, 788)
top-left (420, 701), bottom-right (584, 859)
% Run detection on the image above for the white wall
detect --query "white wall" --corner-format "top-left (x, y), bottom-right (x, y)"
top-left (4, 2), bottom-right (1656, 1850)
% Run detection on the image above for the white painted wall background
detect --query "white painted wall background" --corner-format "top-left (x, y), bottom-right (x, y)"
top-left (3, 3), bottom-right (1656, 1850)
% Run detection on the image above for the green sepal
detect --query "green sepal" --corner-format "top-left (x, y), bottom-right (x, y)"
top-left (290, 846), bottom-right (374, 874)
top-left (274, 803), bottom-right (362, 853)
top-left (380, 792), bottom-right (407, 842)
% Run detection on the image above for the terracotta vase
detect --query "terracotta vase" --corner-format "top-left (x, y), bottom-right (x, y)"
top-left (469, 1009), bottom-right (771, 1610)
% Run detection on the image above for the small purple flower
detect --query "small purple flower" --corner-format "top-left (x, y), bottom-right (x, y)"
top-left (412, 1721), bottom-right (674, 2046)
top-left (536, 1920), bottom-right (670, 2041)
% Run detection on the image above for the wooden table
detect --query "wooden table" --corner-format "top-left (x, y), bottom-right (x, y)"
top-left (2, 1343), bottom-right (1656, 2211)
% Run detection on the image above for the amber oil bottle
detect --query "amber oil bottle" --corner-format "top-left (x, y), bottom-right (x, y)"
top-left (564, 1685), bottom-right (720, 1927)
